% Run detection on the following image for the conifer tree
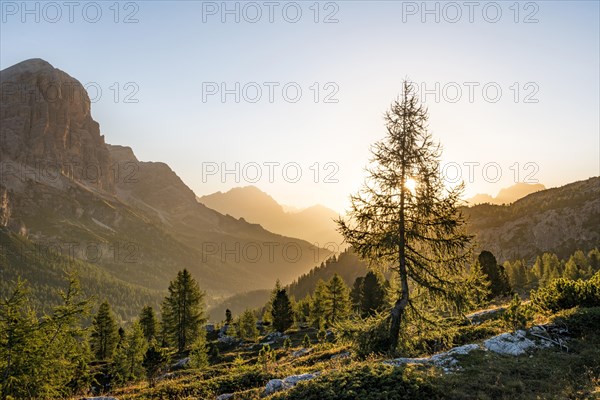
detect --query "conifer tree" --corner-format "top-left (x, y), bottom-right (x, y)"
top-left (360, 271), bottom-right (386, 317)
top-left (161, 269), bottom-right (206, 353)
top-left (350, 276), bottom-right (364, 313)
top-left (476, 251), bottom-right (511, 298)
top-left (143, 342), bottom-right (168, 388)
top-left (139, 306), bottom-right (158, 342)
top-left (310, 279), bottom-right (329, 328)
top-left (113, 322), bottom-right (147, 383)
top-left (225, 308), bottom-right (233, 325)
top-left (337, 82), bottom-right (476, 350)
top-left (90, 301), bottom-right (119, 360)
top-left (271, 287), bottom-right (294, 333)
top-left (325, 274), bottom-right (351, 323)
top-left (238, 309), bottom-right (259, 341)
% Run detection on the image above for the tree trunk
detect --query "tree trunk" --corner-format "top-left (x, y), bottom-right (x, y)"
top-left (389, 267), bottom-right (409, 351)
top-left (390, 91), bottom-right (410, 352)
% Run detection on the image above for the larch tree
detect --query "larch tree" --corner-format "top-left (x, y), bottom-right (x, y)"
top-left (325, 274), bottom-right (351, 324)
top-left (237, 309), bottom-right (259, 341)
top-left (310, 279), bottom-right (329, 328)
top-left (360, 271), bottom-right (386, 317)
top-left (350, 276), bottom-right (364, 313)
top-left (112, 322), bottom-right (147, 383)
top-left (90, 301), bottom-right (119, 360)
top-left (139, 306), bottom-right (158, 342)
top-left (337, 81), bottom-right (475, 350)
top-left (271, 288), bottom-right (294, 333)
top-left (161, 269), bottom-right (206, 353)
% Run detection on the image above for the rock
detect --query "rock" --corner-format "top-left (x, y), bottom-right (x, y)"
top-left (263, 331), bottom-right (284, 341)
top-left (331, 351), bottom-right (351, 360)
top-left (172, 357), bottom-right (190, 369)
top-left (283, 373), bottom-right (318, 386)
top-left (384, 344), bottom-right (480, 371)
top-left (217, 333), bottom-right (238, 344)
top-left (484, 330), bottom-right (536, 356)
top-left (205, 323), bottom-right (216, 333)
top-left (216, 394), bottom-right (234, 400)
top-left (264, 379), bottom-right (286, 395)
top-left (264, 373), bottom-right (318, 395)
top-left (292, 347), bottom-right (312, 357)
top-left (1, 58), bottom-right (115, 192)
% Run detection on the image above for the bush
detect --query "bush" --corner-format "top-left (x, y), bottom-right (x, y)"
top-left (502, 294), bottom-right (532, 332)
top-left (270, 364), bottom-right (439, 400)
top-left (531, 272), bottom-right (600, 313)
top-left (335, 314), bottom-right (390, 358)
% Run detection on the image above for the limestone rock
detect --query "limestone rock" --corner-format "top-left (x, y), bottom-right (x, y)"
top-left (1, 58), bottom-right (114, 192)
top-left (483, 330), bottom-right (536, 356)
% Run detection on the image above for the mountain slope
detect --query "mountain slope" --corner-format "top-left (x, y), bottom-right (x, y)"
top-left (198, 186), bottom-right (343, 246)
top-left (465, 177), bottom-right (600, 262)
top-left (0, 59), bottom-right (331, 311)
top-left (208, 248), bottom-right (368, 321)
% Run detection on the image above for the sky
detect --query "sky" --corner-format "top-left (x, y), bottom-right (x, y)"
top-left (1, 1), bottom-right (599, 213)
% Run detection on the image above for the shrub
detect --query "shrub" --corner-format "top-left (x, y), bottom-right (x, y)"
top-left (531, 272), bottom-right (600, 313)
top-left (302, 334), bottom-right (311, 348)
top-left (336, 314), bottom-right (390, 358)
top-left (270, 364), bottom-right (439, 400)
top-left (502, 294), bottom-right (533, 332)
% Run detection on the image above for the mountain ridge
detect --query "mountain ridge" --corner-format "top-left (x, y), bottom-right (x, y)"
top-left (198, 185), bottom-right (343, 247)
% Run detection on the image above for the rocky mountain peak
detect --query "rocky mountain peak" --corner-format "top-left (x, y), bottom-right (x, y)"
top-left (0, 58), bottom-right (114, 192)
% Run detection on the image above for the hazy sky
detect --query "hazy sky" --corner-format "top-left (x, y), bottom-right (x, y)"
top-left (1, 1), bottom-right (598, 212)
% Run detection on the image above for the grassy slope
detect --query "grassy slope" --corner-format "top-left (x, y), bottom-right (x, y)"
top-left (109, 307), bottom-right (600, 400)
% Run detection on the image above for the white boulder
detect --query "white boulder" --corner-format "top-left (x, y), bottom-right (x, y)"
top-left (483, 330), bottom-right (536, 356)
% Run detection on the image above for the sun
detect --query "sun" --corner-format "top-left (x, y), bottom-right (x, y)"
top-left (405, 178), bottom-right (417, 194)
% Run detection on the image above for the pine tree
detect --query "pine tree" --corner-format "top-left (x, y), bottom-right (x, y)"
top-left (476, 251), bottom-right (512, 298)
top-left (161, 269), bottom-right (206, 353)
top-left (90, 301), bottom-right (119, 360)
top-left (530, 255), bottom-right (544, 285)
top-left (225, 308), bottom-right (233, 325)
top-left (563, 258), bottom-right (581, 280)
top-left (337, 82), bottom-right (475, 350)
top-left (189, 333), bottom-right (209, 368)
top-left (143, 342), bottom-right (168, 388)
top-left (540, 253), bottom-right (561, 287)
top-left (271, 288), bottom-right (294, 333)
top-left (238, 309), bottom-right (259, 341)
top-left (505, 260), bottom-right (527, 290)
top-left (139, 306), bottom-right (158, 342)
top-left (360, 271), bottom-right (386, 317)
top-left (310, 279), bottom-right (329, 328)
top-left (350, 276), bottom-right (364, 313)
top-left (112, 322), bottom-right (147, 383)
top-left (293, 295), bottom-right (312, 326)
top-left (325, 274), bottom-right (351, 323)
top-left (1, 276), bottom-right (91, 399)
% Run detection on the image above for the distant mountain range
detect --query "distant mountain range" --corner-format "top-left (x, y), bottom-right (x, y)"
top-left (467, 183), bottom-right (546, 205)
top-left (464, 178), bottom-right (599, 262)
top-left (0, 59), bottom-right (331, 318)
top-left (198, 186), bottom-right (344, 247)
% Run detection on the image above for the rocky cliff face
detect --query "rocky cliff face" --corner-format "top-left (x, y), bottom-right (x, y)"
top-left (0, 59), bottom-right (331, 304)
top-left (465, 177), bottom-right (600, 262)
top-left (1, 58), bottom-right (114, 192)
